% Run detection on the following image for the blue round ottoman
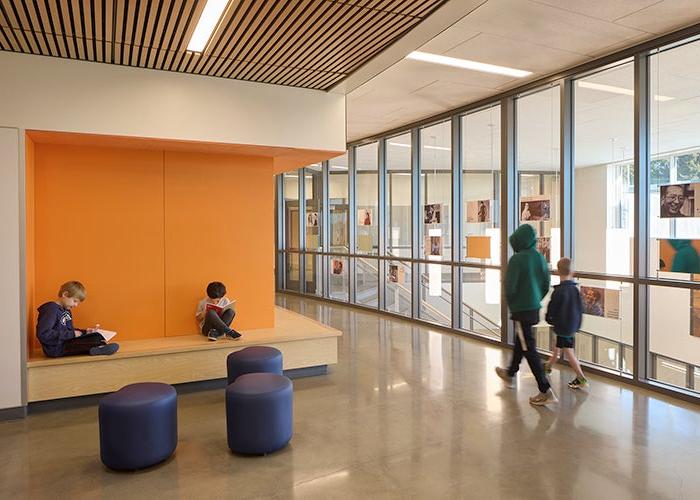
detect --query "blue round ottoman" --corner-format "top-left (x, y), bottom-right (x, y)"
top-left (226, 346), bottom-right (283, 384)
top-left (99, 383), bottom-right (178, 470)
top-left (226, 373), bottom-right (293, 455)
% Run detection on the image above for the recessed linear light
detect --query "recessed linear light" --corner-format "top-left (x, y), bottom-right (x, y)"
top-left (331, 165), bottom-right (348, 170)
top-left (577, 81), bottom-right (674, 102)
top-left (389, 142), bottom-right (450, 152)
top-left (406, 51), bottom-right (532, 78)
top-left (187, 0), bottom-right (230, 53)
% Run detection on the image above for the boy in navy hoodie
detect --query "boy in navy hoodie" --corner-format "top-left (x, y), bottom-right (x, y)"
top-left (36, 281), bottom-right (119, 357)
top-left (544, 258), bottom-right (589, 389)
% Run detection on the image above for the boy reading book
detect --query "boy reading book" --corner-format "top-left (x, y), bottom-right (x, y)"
top-left (195, 281), bottom-right (241, 341)
top-left (36, 281), bottom-right (119, 357)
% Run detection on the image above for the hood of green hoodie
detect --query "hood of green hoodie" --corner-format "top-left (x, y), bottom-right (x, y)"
top-left (670, 239), bottom-right (692, 251)
top-left (509, 224), bottom-right (537, 252)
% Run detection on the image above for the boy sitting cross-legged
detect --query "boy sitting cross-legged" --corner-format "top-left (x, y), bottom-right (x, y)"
top-left (195, 281), bottom-right (242, 341)
top-left (36, 281), bottom-right (119, 357)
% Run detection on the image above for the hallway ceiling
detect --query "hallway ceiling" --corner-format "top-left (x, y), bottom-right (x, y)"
top-left (347, 0), bottom-right (700, 142)
top-left (0, 0), bottom-right (447, 91)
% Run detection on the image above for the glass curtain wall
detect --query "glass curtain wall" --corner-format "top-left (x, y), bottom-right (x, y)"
top-left (648, 39), bottom-right (700, 391)
top-left (573, 61), bottom-right (635, 375)
top-left (275, 29), bottom-right (700, 402)
top-left (419, 121), bottom-right (452, 326)
top-left (304, 164), bottom-right (323, 296)
top-left (461, 105), bottom-right (502, 338)
top-left (516, 86), bottom-right (561, 271)
top-left (283, 171), bottom-right (300, 291)
top-left (355, 143), bottom-right (379, 307)
top-left (328, 153), bottom-right (349, 301)
top-left (386, 132), bottom-right (413, 316)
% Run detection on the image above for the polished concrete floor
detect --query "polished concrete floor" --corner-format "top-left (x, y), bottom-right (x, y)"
top-left (2, 294), bottom-right (700, 499)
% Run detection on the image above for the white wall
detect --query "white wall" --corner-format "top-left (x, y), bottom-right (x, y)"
top-left (0, 128), bottom-right (22, 410)
top-left (0, 52), bottom-right (346, 152)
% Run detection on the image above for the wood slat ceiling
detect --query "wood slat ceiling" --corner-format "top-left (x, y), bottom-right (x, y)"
top-left (0, 0), bottom-right (448, 90)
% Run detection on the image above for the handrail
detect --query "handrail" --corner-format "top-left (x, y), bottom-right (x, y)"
top-left (356, 257), bottom-right (500, 335)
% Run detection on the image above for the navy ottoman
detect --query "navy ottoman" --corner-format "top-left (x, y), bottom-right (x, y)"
top-left (99, 383), bottom-right (178, 470)
top-left (226, 373), bottom-right (293, 455)
top-left (226, 346), bottom-right (283, 384)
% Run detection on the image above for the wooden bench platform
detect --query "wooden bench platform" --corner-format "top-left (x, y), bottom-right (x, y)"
top-left (27, 307), bottom-right (341, 402)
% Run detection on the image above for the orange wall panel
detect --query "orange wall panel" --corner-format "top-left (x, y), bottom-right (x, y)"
top-left (26, 134), bottom-right (37, 352)
top-left (163, 151), bottom-right (274, 336)
top-left (34, 144), bottom-right (165, 341)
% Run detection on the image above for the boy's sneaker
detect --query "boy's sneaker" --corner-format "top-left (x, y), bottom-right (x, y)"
top-left (495, 367), bottom-right (515, 388)
top-left (529, 388), bottom-right (558, 406)
top-left (568, 377), bottom-right (590, 390)
top-left (89, 343), bottom-right (119, 356)
top-left (207, 329), bottom-right (222, 341)
top-left (225, 329), bottom-right (242, 340)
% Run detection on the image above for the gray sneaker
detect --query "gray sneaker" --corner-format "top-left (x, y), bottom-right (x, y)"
top-left (529, 388), bottom-right (558, 406)
top-left (495, 367), bottom-right (515, 388)
top-left (207, 329), bottom-right (222, 341)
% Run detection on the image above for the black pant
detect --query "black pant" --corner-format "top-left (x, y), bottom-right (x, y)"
top-left (507, 310), bottom-right (550, 393)
top-left (201, 309), bottom-right (235, 336)
top-left (62, 332), bottom-right (106, 356)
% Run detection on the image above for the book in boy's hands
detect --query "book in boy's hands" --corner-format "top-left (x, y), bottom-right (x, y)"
top-left (94, 329), bottom-right (117, 343)
top-left (205, 298), bottom-right (236, 315)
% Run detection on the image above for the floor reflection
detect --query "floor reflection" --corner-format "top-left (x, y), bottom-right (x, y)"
top-left (0, 294), bottom-right (699, 499)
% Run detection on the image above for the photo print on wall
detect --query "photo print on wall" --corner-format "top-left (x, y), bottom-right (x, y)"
top-left (520, 195), bottom-right (551, 221)
top-left (358, 208), bottom-right (373, 226)
top-left (388, 264), bottom-right (405, 284)
top-left (331, 259), bottom-right (344, 275)
top-left (424, 203), bottom-right (442, 224)
top-left (581, 286), bottom-right (620, 320)
top-left (330, 210), bottom-right (347, 247)
top-left (660, 183), bottom-right (700, 218)
top-left (658, 239), bottom-right (700, 274)
top-left (537, 236), bottom-right (551, 263)
top-left (306, 212), bottom-right (319, 228)
top-left (424, 235), bottom-right (443, 257)
top-left (466, 200), bottom-right (491, 223)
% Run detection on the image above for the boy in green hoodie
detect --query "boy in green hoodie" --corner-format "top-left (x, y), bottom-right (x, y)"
top-left (496, 224), bottom-right (557, 405)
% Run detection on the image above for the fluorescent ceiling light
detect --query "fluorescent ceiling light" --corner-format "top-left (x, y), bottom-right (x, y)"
top-left (406, 51), bottom-right (532, 78)
top-left (577, 81), bottom-right (673, 102)
top-left (187, 0), bottom-right (229, 52)
top-left (331, 165), bottom-right (347, 170)
top-left (389, 142), bottom-right (450, 151)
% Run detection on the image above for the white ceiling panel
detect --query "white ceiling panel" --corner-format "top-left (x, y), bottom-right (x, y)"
top-left (411, 80), bottom-right (497, 109)
top-left (445, 33), bottom-right (590, 73)
top-left (616, 0), bottom-right (700, 34)
top-left (531, 0), bottom-right (661, 22)
top-left (418, 26), bottom-right (480, 54)
top-left (347, 0), bottom-right (700, 142)
top-left (454, 0), bottom-right (646, 55)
